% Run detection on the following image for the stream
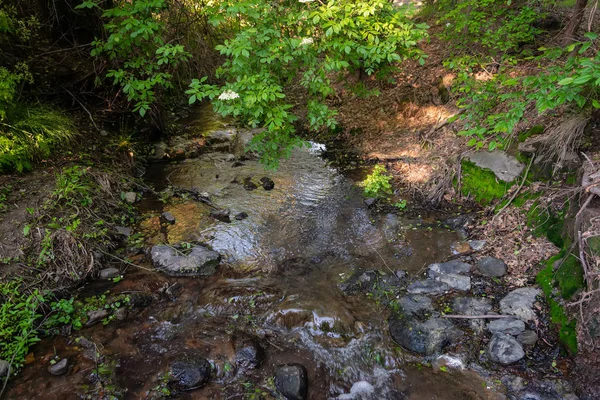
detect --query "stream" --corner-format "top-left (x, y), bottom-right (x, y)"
top-left (6, 106), bottom-right (523, 399)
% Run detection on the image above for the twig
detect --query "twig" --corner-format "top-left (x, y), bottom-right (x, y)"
top-left (492, 156), bottom-right (534, 224)
top-left (95, 249), bottom-right (153, 271)
top-left (62, 86), bottom-right (99, 132)
top-left (367, 242), bottom-right (395, 275)
top-left (442, 314), bottom-right (517, 319)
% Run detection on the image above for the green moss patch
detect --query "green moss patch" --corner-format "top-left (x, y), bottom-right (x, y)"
top-left (527, 200), bottom-right (567, 248)
top-left (459, 160), bottom-right (513, 205)
top-left (518, 125), bottom-right (544, 143)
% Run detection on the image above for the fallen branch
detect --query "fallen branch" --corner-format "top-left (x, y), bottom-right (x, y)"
top-left (442, 314), bottom-right (516, 319)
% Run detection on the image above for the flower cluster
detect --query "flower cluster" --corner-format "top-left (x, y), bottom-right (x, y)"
top-left (218, 90), bottom-right (240, 101)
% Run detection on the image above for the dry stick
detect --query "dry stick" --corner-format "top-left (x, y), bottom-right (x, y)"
top-left (367, 242), bottom-right (395, 275)
top-left (95, 249), bottom-right (154, 272)
top-left (442, 314), bottom-right (516, 319)
top-left (62, 86), bottom-right (99, 132)
top-left (492, 156), bottom-right (534, 224)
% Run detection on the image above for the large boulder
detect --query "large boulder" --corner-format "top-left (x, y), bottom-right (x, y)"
top-left (488, 333), bottom-right (525, 365)
top-left (389, 317), bottom-right (463, 355)
top-left (275, 364), bottom-right (308, 400)
top-left (151, 244), bottom-right (220, 277)
top-left (500, 287), bottom-right (541, 321)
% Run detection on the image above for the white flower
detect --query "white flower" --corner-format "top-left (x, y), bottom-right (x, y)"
top-left (218, 90), bottom-right (239, 101)
top-left (300, 37), bottom-right (314, 46)
top-left (299, 0), bottom-right (315, 2)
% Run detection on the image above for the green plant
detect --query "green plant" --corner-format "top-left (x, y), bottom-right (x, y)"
top-left (393, 200), bottom-right (407, 210)
top-left (362, 164), bottom-right (393, 198)
top-left (186, 0), bottom-right (428, 165)
top-left (0, 280), bottom-right (43, 371)
top-left (53, 166), bottom-right (93, 207)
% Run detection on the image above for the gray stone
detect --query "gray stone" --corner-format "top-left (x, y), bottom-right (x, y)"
top-left (275, 364), bottom-right (308, 400)
top-left (500, 287), bottom-right (542, 321)
top-left (488, 333), bottom-right (525, 365)
top-left (234, 337), bottom-right (264, 370)
top-left (487, 318), bottom-right (525, 335)
top-left (427, 260), bottom-right (472, 276)
top-left (161, 212), bottom-right (176, 224)
top-left (466, 151), bottom-right (525, 182)
top-left (114, 226), bottom-right (132, 237)
top-left (123, 191), bottom-right (137, 204)
top-left (0, 359), bottom-right (9, 377)
top-left (433, 273), bottom-right (471, 291)
top-left (170, 358), bottom-right (211, 391)
top-left (469, 240), bottom-right (486, 251)
top-left (151, 244), bottom-right (221, 277)
top-left (453, 297), bottom-right (493, 333)
top-left (394, 270), bottom-right (407, 280)
top-left (99, 267), bottom-right (120, 280)
top-left (478, 257), bottom-right (508, 277)
top-left (364, 198), bottom-right (377, 207)
top-left (206, 128), bottom-right (237, 144)
top-left (86, 309), bottom-right (109, 326)
top-left (389, 317), bottom-right (463, 355)
top-left (48, 358), bottom-right (69, 376)
top-left (398, 295), bottom-right (433, 316)
top-left (517, 330), bottom-right (538, 346)
top-left (407, 279), bottom-right (449, 295)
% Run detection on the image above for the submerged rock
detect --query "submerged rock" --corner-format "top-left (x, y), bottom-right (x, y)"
top-left (338, 270), bottom-right (381, 295)
top-left (151, 244), bottom-right (220, 277)
top-left (407, 279), bottom-right (449, 295)
top-left (275, 364), bottom-right (308, 400)
top-left (48, 358), bottom-right (69, 376)
top-left (487, 318), bottom-right (525, 336)
top-left (488, 333), bottom-right (525, 365)
top-left (389, 317), bottom-right (463, 355)
top-left (234, 337), bottom-right (264, 371)
top-left (169, 358), bottom-right (211, 391)
top-left (260, 177), bottom-right (275, 190)
top-left (85, 309), bottom-right (109, 327)
top-left (500, 287), bottom-right (541, 321)
top-left (477, 257), bottom-right (508, 277)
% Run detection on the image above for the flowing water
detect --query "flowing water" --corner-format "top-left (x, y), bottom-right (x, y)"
top-left (6, 107), bottom-right (502, 400)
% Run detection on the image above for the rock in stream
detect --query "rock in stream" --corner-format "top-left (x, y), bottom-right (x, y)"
top-left (151, 244), bottom-right (220, 276)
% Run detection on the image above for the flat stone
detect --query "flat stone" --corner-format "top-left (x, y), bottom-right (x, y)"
top-left (466, 151), bottom-right (525, 182)
top-left (407, 279), bottom-right (449, 295)
top-left (86, 309), bottom-right (109, 326)
top-left (48, 358), bottom-right (69, 376)
top-left (151, 244), bottom-right (221, 277)
top-left (433, 273), bottom-right (471, 291)
top-left (427, 260), bottom-right (472, 276)
top-left (487, 318), bottom-right (525, 335)
top-left (478, 257), bottom-right (508, 277)
top-left (275, 364), bottom-right (308, 400)
top-left (99, 268), bottom-right (120, 280)
top-left (389, 317), bottom-right (463, 355)
top-left (161, 212), bottom-right (176, 224)
top-left (123, 191), bottom-right (137, 204)
top-left (170, 358), bottom-right (211, 391)
top-left (500, 287), bottom-right (542, 321)
top-left (398, 295), bottom-right (433, 316)
top-left (517, 330), bottom-right (538, 346)
top-left (488, 333), bottom-right (525, 365)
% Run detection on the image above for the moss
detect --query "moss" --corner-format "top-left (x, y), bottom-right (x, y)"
top-left (518, 125), bottom-right (544, 143)
top-left (459, 160), bottom-right (513, 205)
top-left (555, 254), bottom-right (584, 299)
top-left (495, 190), bottom-right (541, 212)
top-left (527, 200), bottom-right (567, 248)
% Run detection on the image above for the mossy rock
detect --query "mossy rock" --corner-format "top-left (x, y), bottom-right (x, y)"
top-left (458, 160), bottom-right (513, 205)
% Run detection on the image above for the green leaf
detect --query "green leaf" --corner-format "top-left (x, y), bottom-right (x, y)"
top-left (188, 95), bottom-right (196, 105)
top-left (557, 77), bottom-right (574, 86)
top-left (592, 99), bottom-right (600, 109)
top-left (23, 225), bottom-right (30, 236)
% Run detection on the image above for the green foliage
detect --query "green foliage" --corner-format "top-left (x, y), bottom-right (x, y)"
top-left (459, 160), bottom-right (512, 204)
top-left (87, 0), bottom-right (191, 117)
top-left (362, 164), bottom-right (393, 198)
top-left (186, 0), bottom-right (428, 165)
top-left (0, 280), bottom-right (43, 371)
top-left (53, 166), bottom-right (94, 207)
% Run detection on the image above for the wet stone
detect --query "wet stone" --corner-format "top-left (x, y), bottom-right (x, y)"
top-left (441, 214), bottom-right (475, 230)
top-left (99, 267), bottom-right (120, 280)
top-left (338, 270), bottom-right (380, 295)
top-left (389, 317), bottom-right (463, 355)
top-left (394, 270), bottom-right (407, 280)
top-left (275, 364), bottom-right (308, 400)
top-left (487, 318), bottom-right (525, 335)
top-left (210, 208), bottom-right (231, 223)
top-left (478, 256), bottom-right (508, 277)
top-left (488, 333), bottom-right (525, 365)
top-left (260, 177), bottom-right (275, 190)
top-left (151, 244), bottom-right (221, 277)
top-left (427, 260), bottom-right (471, 276)
top-left (114, 307), bottom-right (128, 321)
top-left (161, 211), bottom-right (176, 224)
top-left (517, 330), bottom-right (538, 346)
top-left (48, 358), bottom-right (68, 376)
top-left (407, 279), bottom-right (449, 295)
top-left (500, 287), bottom-right (542, 321)
top-left (235, 212), bottom-right (249, 220)
top-left (169, 358), bottom-right (211, 391)
top-left (234, 337), bottom-right (264, 371)
top-left (85, 309), bottom-right (109, 327)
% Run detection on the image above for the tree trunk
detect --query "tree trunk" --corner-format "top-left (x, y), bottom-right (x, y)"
top-left (563, 0), bottom-right (589, 45)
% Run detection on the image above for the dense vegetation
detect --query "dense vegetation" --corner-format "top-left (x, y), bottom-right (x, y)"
top-left (0, 0), bottom-right (598, 386)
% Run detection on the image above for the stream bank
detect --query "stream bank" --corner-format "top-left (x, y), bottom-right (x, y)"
top-left (3, 105), bottom-right (581, 399)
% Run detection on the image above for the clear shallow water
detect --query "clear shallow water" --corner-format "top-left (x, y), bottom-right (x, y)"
top-left (6, 112), bottom-right (503, 399)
